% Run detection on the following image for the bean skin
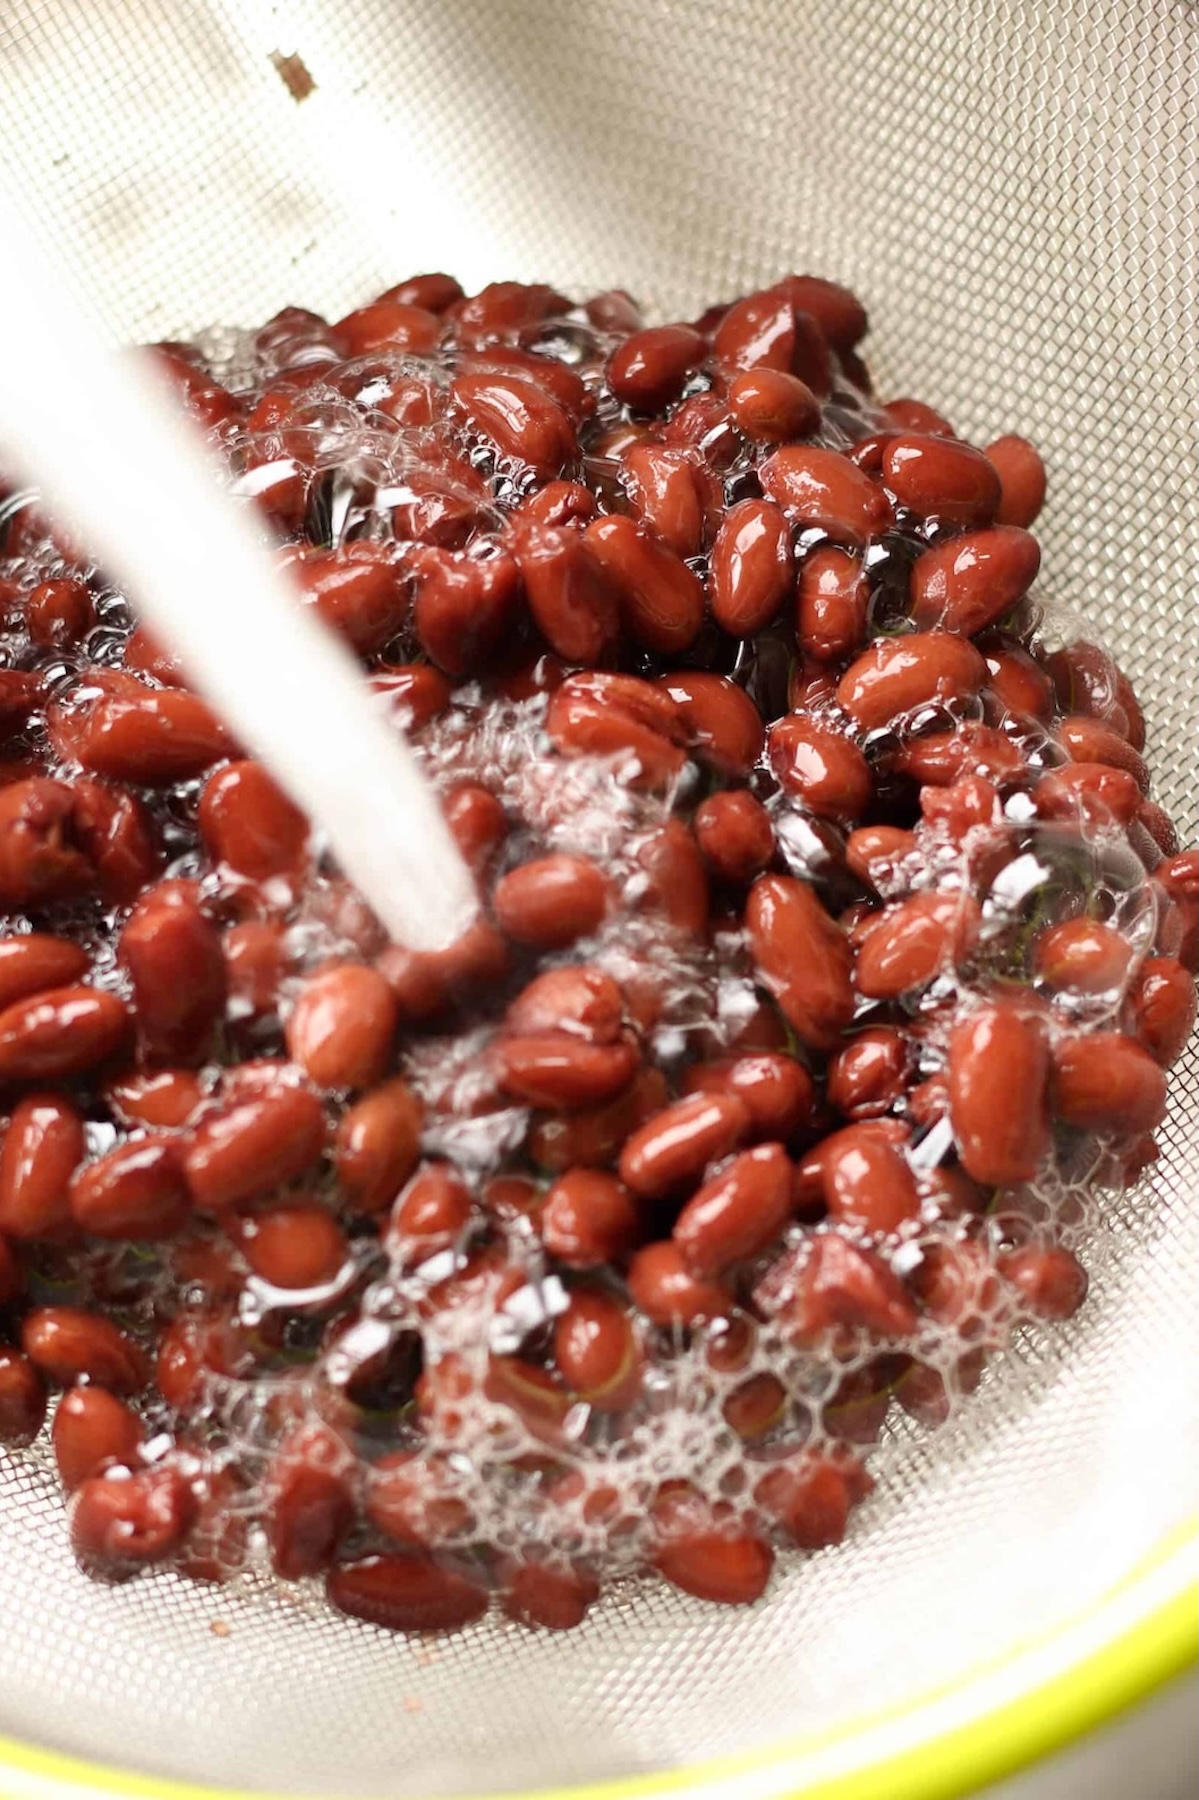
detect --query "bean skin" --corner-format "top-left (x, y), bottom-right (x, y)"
top-left (634, 819), bottom-right (710, 938)
top-left (948, 1002), bottom-right (1050, 1184)
top-left (745, 875), bottom-right (854, 1052)
top-left (1050, 1032), bottom-right (1168, 1135)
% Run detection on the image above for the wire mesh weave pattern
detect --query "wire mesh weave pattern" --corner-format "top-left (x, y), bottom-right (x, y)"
top-left (0, 1), bottom-right (1195, 1792)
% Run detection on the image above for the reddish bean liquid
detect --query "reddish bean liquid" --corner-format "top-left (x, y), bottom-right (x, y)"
top-left (0, 272), bottom-right (1192, 1630)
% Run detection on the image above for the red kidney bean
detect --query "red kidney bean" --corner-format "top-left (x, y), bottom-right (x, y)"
top-left (948, 1002), bottom-right (1050, 1184)
top-left (378, 272), bottom-right (464, 313)
top-left (451, 372), bottom-right (577, 480)
top-left (0, 670), bottom-right (44, 741)
top-left (755, 1446), bottom-right (870, 1548)
top-left (586, 287), bottom-right (642, 332)
top-left (1114, 669), bottom-right (1146, 752)
top-left (658, 392), bottom-right (739, 468)
top-left (198, 760), bottom-right (309, 880)
top-left (606, 324), bottom-right (705, 411)
top-left (71, 1465), bottom-right (196, 1574)
top-left (512, 524), bottom-right (620, 665)
top-left (26, 577), bottom-right (94, 648)
top-left (367, 1451), bottom-right (474, 1549)
top-left (681, 1053), bottom-right (815, 1140)
top-left (634, 818), bottom-right (711, 937)
top-left (984, 435), bottom-right (1047, 527)
top-left (836, 631), bottom-right (988, 731)
top-left (1054, 715), bottom-right (1149, 792)
top-left (796, 545), bottom-right (870, 663)
top-left (236, 1201), bottom-right (347, 1290)
top-left (0, 1350), bottom-right (47, 1447)
top-left (461, 346), bottom-right (592, 424)
top-left (1045, 641), bottom-right (1123, 726)
top-left (370, 662), bottom-right (452, 730)
top-left (441, 782), bottom-right (507, 879)
top-left (1129, 958), bottom-right (1196, 1067)
top-left (70, 1137), bottom-right (191, 1241)
top-left (584, 514), bottom-right (704, 654)
top-left (22, 1305), bottom-right (148, 1393)
top-left (52, 1386), bottom-right (145, 1490)
top-left (759, 446), bottom-right (892, 546)
top-left (884, 397), bottom-right (955, 436)
top-left (540, 1166), bottom-right (642, 1266)
top-left (453, 280), bottom-right (571, 346)
top-left (327, 1551), bottom-right (489, 1634)
top-left (619, 1091), bottom-right (749, 1198)
top-left (910, 526), bottom-right (1041, 636)
top-left (0, 1235), bottom-right (22, 1304)
top-left (658, 672), bottom-right (765, 778)
top-left (0, 985), bottom-right (129, 1083)
top-left (894, 721), bottom-right (1027, 787)
top-left (709, 498), bottom-right (792, 637)
top-left (693, 790), bottom-right (775, 885)
top-left (0, 778), bottom-right (94, 908)
top-left (919, 773), bottom-right (1001, 844)
top-left (621, 444), bottom-right (705, 558)
top-left (335, 1077), bottom-right (423, 1215)
top-left (221, 921), bottom-right (287, 1024)
top-left (1137, 799), bottom-right (1179, 858)
top-left (391, 456), bottom-right (493, 549)
top-left (285, 962), bottom-right (398, 1091)
top-left (1035, 762), bottom-right (1141, 829)
top-left (1051, 1031), bottom-right (1168, 1134)
top-left (746, 874), bottom-right (854, 1051)
top-left (69, 777), bottom-right (162, 905)
top-left (387, 1163), bottom-right (473, 1265)
top-left (409, 546), bottom-right (521, 676)
top-left (0, 1092), bottom-right (85, 1240)
top-left (494, 854), bottom-right (610, 949)
top-left (1157, 851), bottom-right (1199, 972)
top-left (1034, 918), bottom-right (1134, 995)
top-left (999, 1244), bottom-right (1088, 1320)
top-left (827, 1028), bottom-right (910, 1120)
top-left (507, 965), bottom-right (624, 1043)
top-left (378, 919), bottom-right (510, 1022)
top-left (845, 824), bottom-right (918, 892)
top-left (120, 881), bottom-right (225, 1065)
top-left (776, 274), bottom-right (868, 352)
top-left (185, 1078), bottom-right (326, 1211)
top-left (883, 435), bottom-right (1001, 526)
top-left (818, 1123), bottom-right (920, 1233)
top-left (714, 287), bottom-right (830, 392)
top-left (500, 1559), bottom-right (600, 1632)
top-left (0, 934), bottom-right (90, 1012)
top-left (653, 1517), bottom-right (773, 1606)
top-left (980, 636), bottom-right (1056, 722)
top-left (495, 1033), bottom-right (639, 1110)
top-left (554, 1287), bottom-right (642, 1409)
top-left (766, 1232), bottom-right (918, 1342)
top-left (335, 299), bottom-right (441, 356)
top-left (720, 1369), bottom-right (786, 1438)
top-left (527, 1067), bottom-right (668, 1173)
top-left (546, 670), bottom-right (688, 788)
top-left (674, 1142), bottom-right (793, 1277)
top-left (768, 715), bottom-right (872, 820)
top-left (263, 1423), bottom-right (356, 1579)
top-left (72, 687), bottom-right (233, 784)
top-left (727, 368), bottom-right (820, 443)
top-left (511, 478), bottom-right (598, 532)
top-left (627, 1241), bottom-right (732, 1327)
top-left (856, 891), bottom-right (980, 997)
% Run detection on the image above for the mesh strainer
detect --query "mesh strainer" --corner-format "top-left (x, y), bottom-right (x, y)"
top-left (0, 1), bottom-right (1196, 1796)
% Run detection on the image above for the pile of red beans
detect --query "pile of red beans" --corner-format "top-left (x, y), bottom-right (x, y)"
top-left (0, 270), bottom-right (1194, 1636)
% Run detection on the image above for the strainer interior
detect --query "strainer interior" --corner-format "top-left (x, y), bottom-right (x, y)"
top-left (0, 1), bottom-right (1195, 1794)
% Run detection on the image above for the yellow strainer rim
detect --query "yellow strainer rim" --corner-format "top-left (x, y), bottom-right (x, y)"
top-left (0, 1518), bottom-right (1194, 1800)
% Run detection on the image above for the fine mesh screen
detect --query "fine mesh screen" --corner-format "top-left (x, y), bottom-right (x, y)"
top-left (0, 1), bottom-right (1196, 1793)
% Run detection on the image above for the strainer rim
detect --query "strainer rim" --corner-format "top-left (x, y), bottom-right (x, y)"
top-left (0, 1519), bottom-right (1193, 1800)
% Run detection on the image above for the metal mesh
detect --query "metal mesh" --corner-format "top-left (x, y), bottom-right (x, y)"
top-left (0, 0), bottom-right (1196, 1793)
